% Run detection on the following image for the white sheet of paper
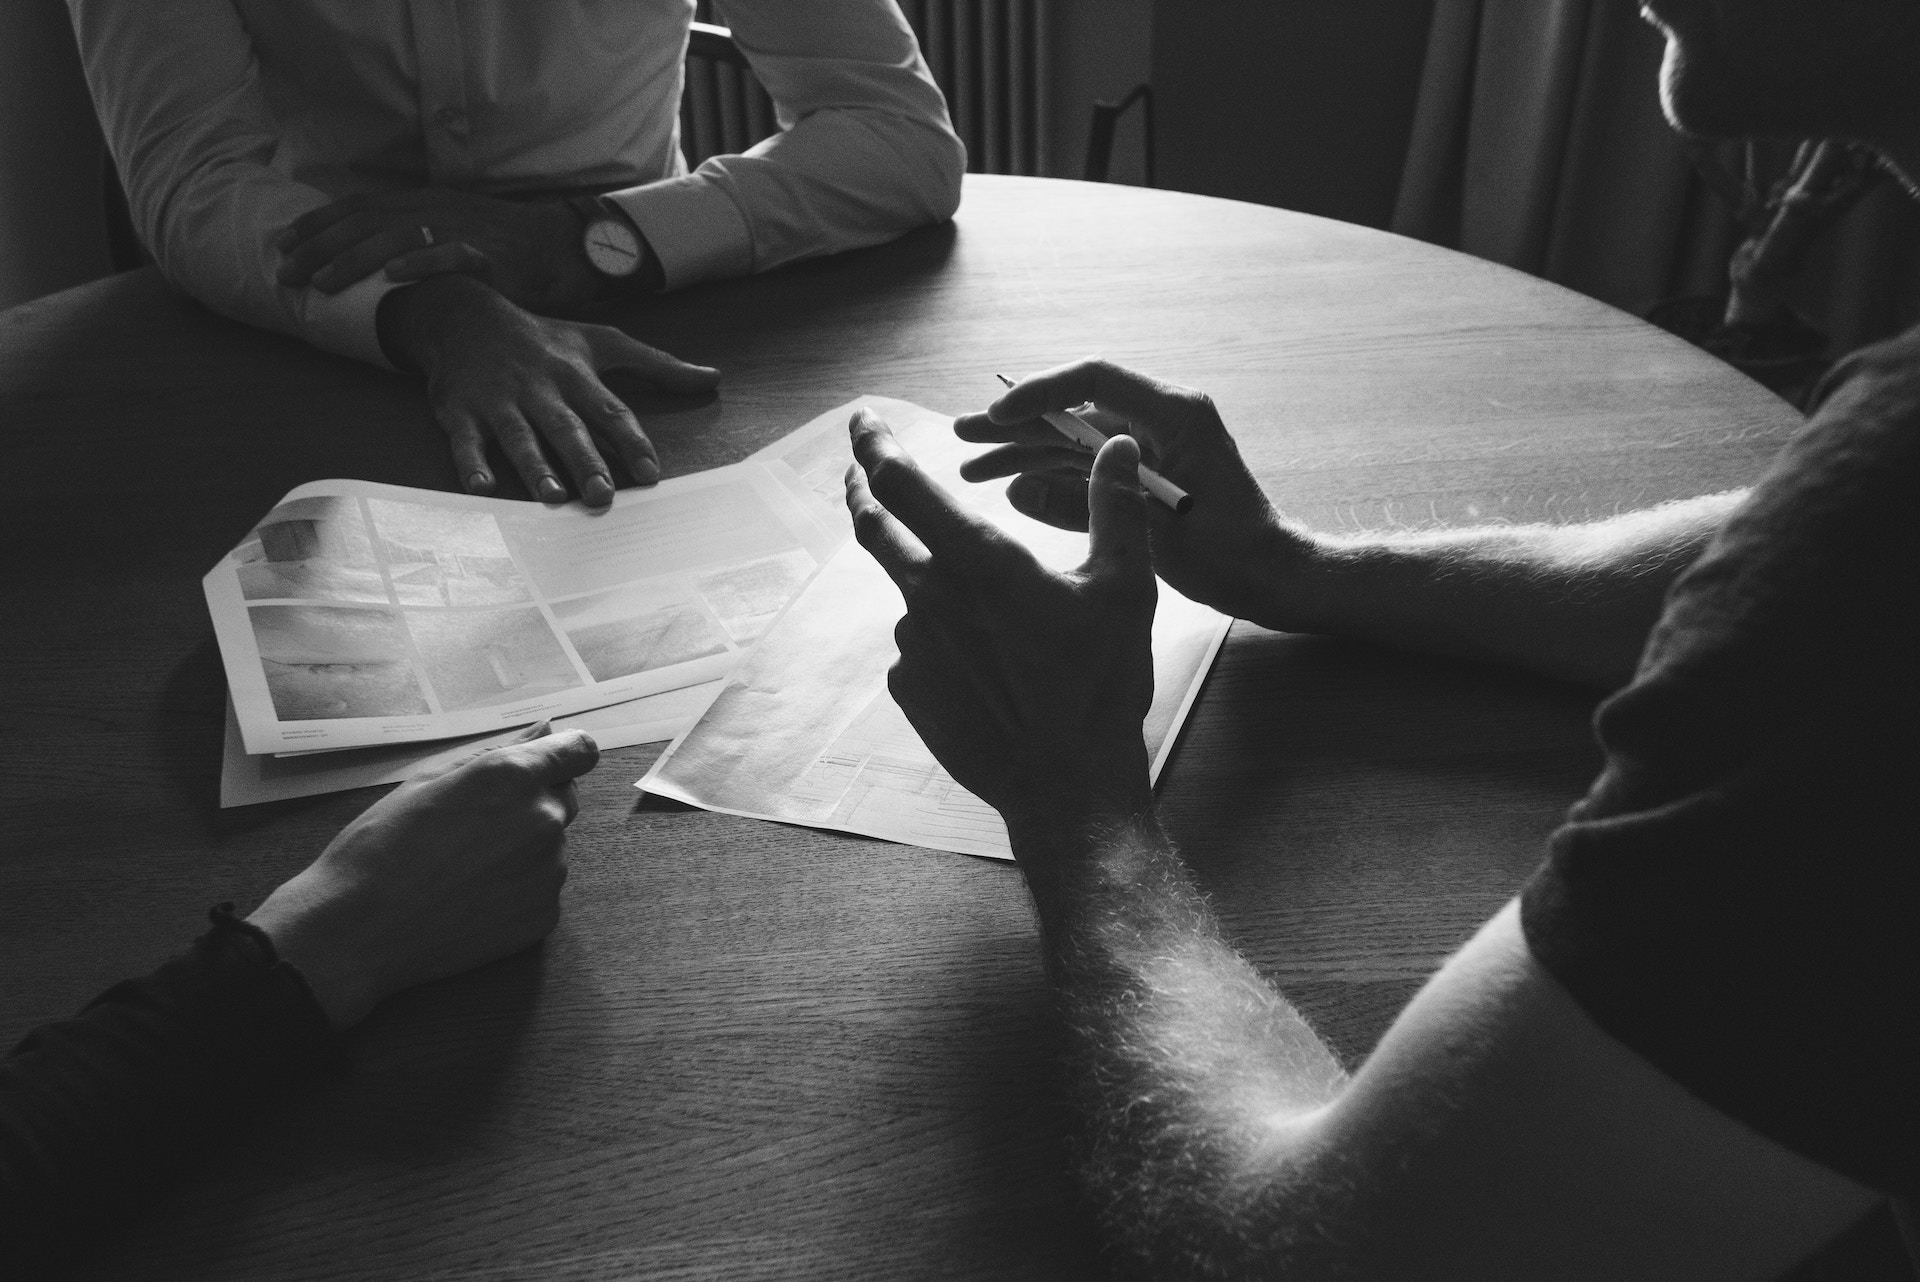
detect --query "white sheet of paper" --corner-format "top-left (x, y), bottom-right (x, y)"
top-left (219, 681), bottom-right (725, 807)
top-left (637, 401), bottom-right (1232, 860)
top-left (207, 455), bottom-right (845, 756)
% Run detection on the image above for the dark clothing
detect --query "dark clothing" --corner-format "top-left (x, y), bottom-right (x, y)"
top-left (0, 907), bottom-right (333, 1268)
top-left (1522, 325), bottom-right (1920, 1193)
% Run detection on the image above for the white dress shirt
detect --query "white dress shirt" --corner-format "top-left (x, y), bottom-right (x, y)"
top-left (66, 0), bottom-right (965, 367)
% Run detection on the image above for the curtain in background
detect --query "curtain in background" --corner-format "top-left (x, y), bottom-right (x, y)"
top-left (1390, 0), bottom-right (1920, 355)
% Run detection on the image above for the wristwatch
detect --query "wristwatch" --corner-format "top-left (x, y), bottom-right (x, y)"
top-left (568, 195), bottom-right (646, 281)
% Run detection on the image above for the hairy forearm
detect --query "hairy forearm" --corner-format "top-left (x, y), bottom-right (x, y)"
top-left (1284, 491), bottom-right (1744, 689)
top-left (1014, 815), bottom-right (1348, 1276)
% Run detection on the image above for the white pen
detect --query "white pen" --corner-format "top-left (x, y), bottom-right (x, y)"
top-left (993, 374), bottom-right (1192, 514)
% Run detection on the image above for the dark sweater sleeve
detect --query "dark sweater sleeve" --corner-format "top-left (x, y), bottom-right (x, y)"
top-left (0, 905), bottom-right (336, 1267)
top-left (1520, 326), bottom-right (1920, 1194)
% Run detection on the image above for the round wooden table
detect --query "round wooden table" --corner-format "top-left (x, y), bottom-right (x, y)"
top-left (0, 175), bottom-right (1800, 1280)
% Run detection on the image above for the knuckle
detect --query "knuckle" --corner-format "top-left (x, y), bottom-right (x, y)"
top-left (471, 750), bottom-right (528, 783)
top-left (849, 502), bottom-right (889, 539)
top-left (897, 579), bottom-right (929, 614)
top-left (864, 453), bottom-right (909, 490)
top-left (501, 425), bottom-right (544, 455)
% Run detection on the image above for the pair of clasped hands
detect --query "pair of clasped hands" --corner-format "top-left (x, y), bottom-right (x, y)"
top-left (260, 357), bottom-right (1305, 1032)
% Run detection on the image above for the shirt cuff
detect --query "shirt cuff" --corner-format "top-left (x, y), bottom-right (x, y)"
top-left (606, 177), bottom-right (753, 292)
top-left (294, 274), bottom-right (404, 370)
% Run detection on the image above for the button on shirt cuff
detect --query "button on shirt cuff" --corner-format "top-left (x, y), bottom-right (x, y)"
top-left (297, 274), bottom-right (404, 370)
top-left (607, 179), bottom-right (753, 292)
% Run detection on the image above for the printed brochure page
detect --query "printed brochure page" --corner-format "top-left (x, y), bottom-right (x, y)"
top-left (205, 399), bottom-right (912, 755)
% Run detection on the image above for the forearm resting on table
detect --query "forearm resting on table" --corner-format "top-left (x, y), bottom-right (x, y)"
top-left (1287, 491), bottom-right (1745, 689)
top-left (1008, 815), bottom-right (1881, 1280)
top-left (0, 914), bottom-right (330, 1267)
top-left (1011, 814), bottom-right (1349, 1272)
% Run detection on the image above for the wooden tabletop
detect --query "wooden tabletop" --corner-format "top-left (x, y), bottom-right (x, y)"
top-left (0, 174), bottom-right (1801, 1280)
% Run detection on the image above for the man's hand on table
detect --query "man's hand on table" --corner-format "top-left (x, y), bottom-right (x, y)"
top-left (246, 723), bottom-right (599, 1030)
top-left (843, 407), bottom-right (1157, 858)
top-left (276, 187), bottom-right (617, 311)
top-left (955, 359), bottom-right (1330, 633)
top-left (377, 274), bottom-right (719, 507)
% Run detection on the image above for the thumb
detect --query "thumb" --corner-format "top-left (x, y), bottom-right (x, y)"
top-left (589, 327), bottom-right (720, 393)
top-left (1084, 434), bottom-right (1152, 583)
top-left (520, 728), bottom-right (601, 786)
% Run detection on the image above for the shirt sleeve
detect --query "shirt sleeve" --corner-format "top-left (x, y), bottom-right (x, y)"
top-left (65, 0), bottom-right (399, 367)
top-left (608, 0), bottom-right (967, 290)
top-left (1519, 325), bottom-right (1920, 1195)
top-left (0, 906), bottom-right (336, 1271)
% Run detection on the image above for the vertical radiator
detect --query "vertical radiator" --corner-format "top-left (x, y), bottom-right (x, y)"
top-left (684, 0), bottom-right (1051, 176)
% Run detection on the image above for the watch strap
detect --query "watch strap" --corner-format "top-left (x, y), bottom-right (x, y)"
top-left (565, 193), bottom-right (613, 230)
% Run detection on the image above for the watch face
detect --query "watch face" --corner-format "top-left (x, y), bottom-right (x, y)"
top-left (584, 218), bottom-right (642, 277)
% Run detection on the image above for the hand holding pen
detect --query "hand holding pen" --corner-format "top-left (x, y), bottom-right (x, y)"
top-left (992, 373), bottom-right (1192, 513)
top-left (953, 359), bottom-right (1317, 629)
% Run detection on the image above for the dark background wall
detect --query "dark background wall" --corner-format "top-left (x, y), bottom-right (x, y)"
top-left (1151, 0), bottom-right (1437, 229)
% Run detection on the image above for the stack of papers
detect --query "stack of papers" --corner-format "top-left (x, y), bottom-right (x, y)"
top-left (206, 397), bottom-right (1231, 864)
top-left (206, 400), bottom-right (868, 805)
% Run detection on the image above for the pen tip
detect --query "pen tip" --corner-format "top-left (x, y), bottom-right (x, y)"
top-left (994, 373), bottom-right (1014, 388)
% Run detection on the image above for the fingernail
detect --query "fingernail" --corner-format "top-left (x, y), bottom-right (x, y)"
top-left (538, 477), bottom-right (566, 502)
top-left (1008, 474), bottom-right (1046, 517)
top-left (467, 470), bottom-right (493, 492)
top-left (634, 457), bottom-right (659, 485)
top-left (584, 475), bottom-right (614, 507)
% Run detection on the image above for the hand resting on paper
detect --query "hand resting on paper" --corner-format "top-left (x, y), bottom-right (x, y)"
top-left (843, 406), bottom-right (1157, 850)
top-left (249, 721), bottom-right (600, 1029)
